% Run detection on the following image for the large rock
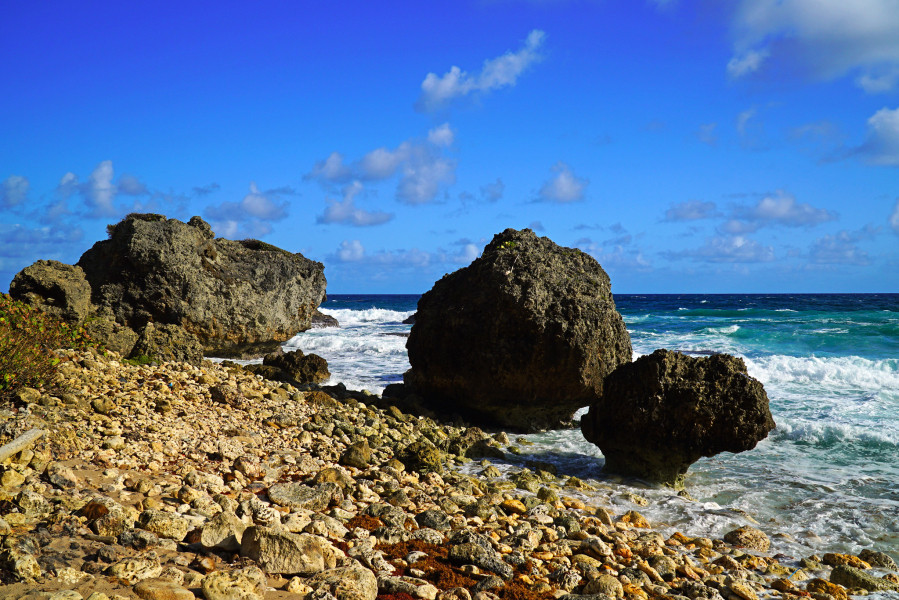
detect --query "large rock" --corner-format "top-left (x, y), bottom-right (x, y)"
top-left (75, 214), bottom-right (326, 357)
top-left (132, 321), bottom-right (204, 365)
top-left (239, 526), bottom-right (340, 575)
top-left (404, 228), bottom-right (632, 431)
top-left (581, 349), bottom-right (775, 488)
top-left (8, 260), bottom-right (93, 324)
top-left (262, 348), bottom-right (330, 383)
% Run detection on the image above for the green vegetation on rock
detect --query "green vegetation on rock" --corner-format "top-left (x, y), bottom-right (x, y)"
top-left (0, 293), bottom-right (102, 400)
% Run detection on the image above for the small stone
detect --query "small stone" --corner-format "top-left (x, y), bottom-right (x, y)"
top-left (108, 552), bottom-right (163, 585)
top-left (0, 548), bottom-right (41, 581)
top-left (202, 566), bottom-right (268, 600)
top-left (307, 564), bottom-right (379, 600)
top-left (133, 579), bottom-right (196, 600)
top-left (807, 578), bottom-right (848, 600)
top-left (200, 511), bottom-right (247, 552)
top-left (728, 581), bottom-right (758, 600)
top-left (138, 509), bottom-right (191, 541)
top-left (619, 510), bottom-right (650, 528)
top-left (340, 441), bottom-right (372, 469)
top-left (500, 498), bottom-right (527, 515)
top-left (583, 573), bottom-right (624, 598)
top-left (240, 526), bottom-right (341, 575)
top-left (47, 463), bottom-right (80, 489)
top-left (859, 549), bottom-right (897, 570)
top-left (723, 526), bottom-right (770, 552)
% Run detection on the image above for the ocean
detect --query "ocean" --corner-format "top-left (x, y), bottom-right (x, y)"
top-left (282, 293), bottom-right (899, 564)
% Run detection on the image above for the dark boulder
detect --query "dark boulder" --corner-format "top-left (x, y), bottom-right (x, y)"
top-left (404, 228), bottom-right (632, 431)
top-left (9, 260), bottom-right (93, 324)
top-left (311, 309), bottom-right (339, 328)
top-left (75, 214), bottom-right (326, 357)
top-left (262, 348), bottom-right (330, 384)
top-left (581, 349), bottom-right (775, 489)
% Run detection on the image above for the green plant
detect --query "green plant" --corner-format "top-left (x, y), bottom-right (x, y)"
top-left (122, 354), bottom-right (155, 367)
top-left (0, 294), bottom-right (102, 401)
top-left (239, 239), bottom-right (292, 255)
top-left (501, 240), bottom-right (518, 250)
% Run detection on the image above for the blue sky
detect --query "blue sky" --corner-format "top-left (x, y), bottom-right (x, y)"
top-left (2, 1), bottom-right (898, 294)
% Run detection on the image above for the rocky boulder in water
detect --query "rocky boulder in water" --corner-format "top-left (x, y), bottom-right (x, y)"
top-left (74, 214), bottom-right (326, 357)
top-left (404, 228), bottom-right (632, 431)
top-left (581, 349), bottom-right (775, 488)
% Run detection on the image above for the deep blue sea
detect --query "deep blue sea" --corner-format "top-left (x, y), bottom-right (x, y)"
top-left (283, 293), bottom-right (899, 563)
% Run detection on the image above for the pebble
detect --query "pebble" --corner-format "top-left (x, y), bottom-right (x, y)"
top-left (0, 348), bottom-right (894, 600)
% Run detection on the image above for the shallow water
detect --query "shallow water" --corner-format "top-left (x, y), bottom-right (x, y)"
top-left (285, 293), bottom-right (899, 563)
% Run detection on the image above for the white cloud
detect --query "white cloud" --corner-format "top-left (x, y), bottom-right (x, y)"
top-left (330, 239), bottom-right (478, 268)
top-left (317, 182), bottom-right (394, 226)
top-left (664, 200), bottom-right (719, 221)
top-left (736, 108), bottom-right (756, 135)
top-left (666, 235), bottom-right (775, 263)
top-left (855, 106), bottom-right (899, 166)
top-left (205, 182), bottom-right (289, 238)
top-left (728, 0), bottom-right (899, 91)
top-left (809, 228), bottom-right (876, 265)
top-left (335, 239), bottom-right (365, 262)
top-left (398, 155), bottom-right (457, 205)
top-left (538, 162), bottom-right (588, 203)
top-left (726, 49), bottom-right (770, 78)
top-left (726, 191), bottom-right (836, 231)
top-left (576, 238), bottom-right (652, 270)
top-left (427, 123), bottom-right (455, 147)
top-left (117, 174), bottom-right (149, 196)
top-left (857, 67), bottom-right (899, 93)
top-left (86, 160), bottom-right (117, 217)
top-left (307, 152), bottom-right (353, 183)
top-left (360, 145), bottom-right (409, 180)
top-left (417, 29), bottom-right (545, 111)
top-left (696, 123), bottom-right (718, 146)
top-left (1, 175), bottom-right (30, 208)
top-left (56, 172), bottom-right (79, 198)
top-left (307, 128), bottom-right (458, 205)
top-left (480, 179), bottom-right (505, 203)
top-left (890, 198), bottom-right (899, 234)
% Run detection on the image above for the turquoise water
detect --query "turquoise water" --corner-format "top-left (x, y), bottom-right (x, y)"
top-left (287, 294), bottom-right (899, 562)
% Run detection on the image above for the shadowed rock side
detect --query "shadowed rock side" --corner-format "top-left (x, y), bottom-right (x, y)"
top-left (404, 228), bottom-right (632, 432)
top-left (75, 214), bottom-right (326, 357)
top-left (581, 349), bottom-right (775, 489)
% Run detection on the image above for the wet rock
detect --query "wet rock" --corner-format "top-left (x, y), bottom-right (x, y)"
top-left (405, 228), bottom-right (632, 431)
top-left (239, 525), bottom-right (340, 575)
top-left (312, 309), bottom-right (340, 328)
top-left (830, 565), bottom-right (899, 593)
top-left (723, 526), bottom-right (770, 553)
top-left (582, 350), bottom-right (775, 488)
top-left (859, 549), bottom-right (897, 570)
top-left (263, 349), bottom-right (331, 384)
top-left (399, 440), bottom-right (444, 474)
top-left (202, 565), bottom-right (268, 600)
top-left (308, 564), bottom-right (379, 600)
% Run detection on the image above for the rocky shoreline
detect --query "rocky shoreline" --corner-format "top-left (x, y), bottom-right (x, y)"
top-left (1, 350), bottom-right (896, 600)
